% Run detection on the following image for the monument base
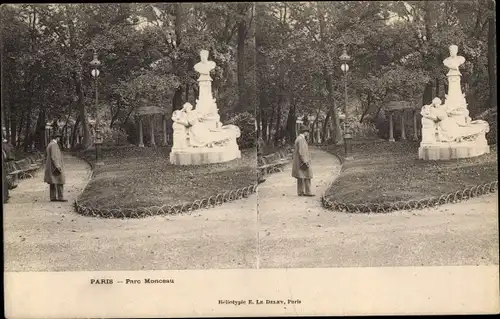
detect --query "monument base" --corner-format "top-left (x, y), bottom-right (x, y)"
top-left (169, 143), bottom-right (241, 165)
top-left (418, 136), bottom-right (490, 161)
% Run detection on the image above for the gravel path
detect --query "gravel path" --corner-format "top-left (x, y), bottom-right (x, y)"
top-left (258, 148), bottom-right (499, 268)
top-left (3, 154), bottom-right (258, 271)
top-left (4, 150), bottom-right (498, 271)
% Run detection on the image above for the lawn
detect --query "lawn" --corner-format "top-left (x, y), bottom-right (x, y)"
top-left (77, 145), bottom-right (258, 209)
top-left (324, 141), bottom-right (498, 204)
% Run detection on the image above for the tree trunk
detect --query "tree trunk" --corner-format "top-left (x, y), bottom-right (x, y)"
top-left (359, 92), bottom-right (373, 123)
top-left (422, 81), bottom-right (433, 106)
top-left (172, 87), bottom-right (184, 110)
top-left (170, 3), bottom-right (184, 112)
top-left (255, 2), bottom-right (264, 140)
top-left (17, 111), bottom-right (25, 148)
top-left (324, 70), bottom-right (343, 144)
top-left (285, 102), bottom-right (296, 144)
top-left (10, 115), bottom-right (17, 146)
top-left (23, 109), bottom-right (32, 152)
top-left (5, 107), bottom-right (10, 142)
top-left (34, 108), bottom-right (46, 151)
top-left (322, 108), bottom-right (331, 141)
top-left (487, 0), bottom-right (496, 108)
top-left (193, 86), bottom-right (198, 101)
top-left (110, 99), bottom-right (121, 128)
top-left (247, 2), bottom-right (258, 120)
top-left (260, 104), bottom-right (268, 141)
top-left (274, 104), bottom-right (282, 144)
top-left (73, 72), bottom-right (91, 149)
top-left (236, 3), bottom-right (248, 113)
top-left (71, 114), bottom-right (81, 148)
top-left (317, 3), bottom-right (342, 144)
top-left (435, 77), bottom-right (440, 97)
top-left (175, 3), bottom-right (182, 46)
top-left (267, 107), bottom-right (275, 144)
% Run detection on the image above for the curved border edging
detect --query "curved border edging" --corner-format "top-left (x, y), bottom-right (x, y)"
top-left (74, 183), bottom-right (259, 219)
top-left (70, 148), bottom-right (291, 219)
top-left (319, 147), bottom-right (498, 213)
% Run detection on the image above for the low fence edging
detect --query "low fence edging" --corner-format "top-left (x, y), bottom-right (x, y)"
top-left (320, 147), bottom-right (498, 213)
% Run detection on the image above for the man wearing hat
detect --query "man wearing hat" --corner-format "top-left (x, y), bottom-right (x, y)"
top-left (292, 126), bottom-right (314, 197)
top-left (2, 136), bottom-right (9, 203)
top-left (44, 134), bottom-right (67, 202)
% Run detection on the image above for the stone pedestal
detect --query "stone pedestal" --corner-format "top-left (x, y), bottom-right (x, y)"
top-left (418, 136), bottom-right (490, 161)
top-left (169, 141), bottom-right (241, 165)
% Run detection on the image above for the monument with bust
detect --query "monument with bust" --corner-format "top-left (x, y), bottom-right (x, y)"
top-left (169, 49), bottom-right (241, 165)
top-left (418, 45), bottom-right (490, 160)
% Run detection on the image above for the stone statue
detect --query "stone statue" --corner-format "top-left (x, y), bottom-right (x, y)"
top-left (418, 44), bottom-right (490, 160)
top-left (420, 98), bottom-right (440, 144)
top-left (171, 109), bottom-right (189, 150)
top-left (170, 49), bottom-right (241, 165)
top-left (171, 102), bottom-right (240, 148)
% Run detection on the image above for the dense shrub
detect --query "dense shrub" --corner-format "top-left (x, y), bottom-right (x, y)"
top-left (348, 120), bottom-right (379, 140)
top-left (226, 111), bottom-right (256, 149)
top-left (478, 108), bottom-right (497, 145)
top-left (102, 127), bottom-right (130, 146)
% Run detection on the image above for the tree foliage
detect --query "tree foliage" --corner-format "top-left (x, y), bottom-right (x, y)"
top-left (1, 2), bottom-right (496, 151)
top-left (256, 1), bottom-right (496, 144)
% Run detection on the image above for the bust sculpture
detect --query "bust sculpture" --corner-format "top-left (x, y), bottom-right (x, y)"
top-left (194, 50), bottom-right (216, 81)
top-left (193, 50), bottom-right (219, 126)
top-left (443, 45), bottom-right (466, 76)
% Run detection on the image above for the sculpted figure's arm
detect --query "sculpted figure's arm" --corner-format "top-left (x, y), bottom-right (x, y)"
top-left (421, 106), bottom-right (437, 121)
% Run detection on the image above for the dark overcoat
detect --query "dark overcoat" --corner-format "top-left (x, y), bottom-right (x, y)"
top-left (44, 140), bottom-right (66, 185)
top-left (291, 134), bottom-right (313, 179)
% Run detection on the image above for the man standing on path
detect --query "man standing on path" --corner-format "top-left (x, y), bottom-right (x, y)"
top-left (44, 134), bottom-right (67, 202)
top-left (292, 126), bottom-right (314, 197)
top-left (2, 138), bottom-right (9, 203)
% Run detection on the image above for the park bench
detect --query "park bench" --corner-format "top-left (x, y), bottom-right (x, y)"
top-left (15, 158), bottom-right (39, 179)
top-left (27, 154), bottom-right (43, 168)
top-left (258, 148), bottom-right (293, 175)
top-left (5, 161), bottom-right (22, 189)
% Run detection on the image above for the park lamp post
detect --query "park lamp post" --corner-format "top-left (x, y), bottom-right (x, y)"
top-left (90, 49), bottom-right (103, 165)
top-left (340, 44), bottom-right (353, 158)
